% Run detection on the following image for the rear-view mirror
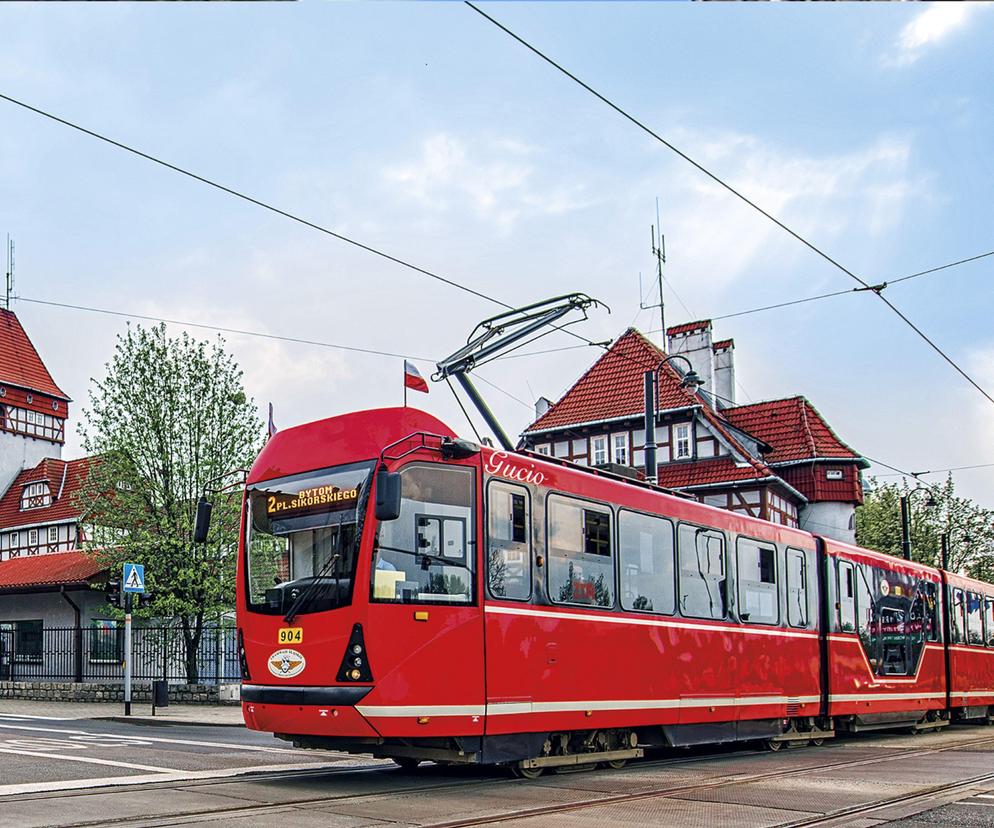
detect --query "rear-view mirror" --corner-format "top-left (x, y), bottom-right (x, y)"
top-left (193, 496), bottom-right (213, 543)
top-left (375, 470), bottom-right (401, 521)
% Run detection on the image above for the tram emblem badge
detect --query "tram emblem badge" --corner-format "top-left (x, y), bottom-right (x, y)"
top-left (268, 648), bottom-right (306, 678)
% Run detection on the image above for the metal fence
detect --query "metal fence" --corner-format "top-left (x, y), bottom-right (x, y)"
top-left (0, 624), bottom-right (240, 684)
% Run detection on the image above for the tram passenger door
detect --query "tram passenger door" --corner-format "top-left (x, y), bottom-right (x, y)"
top-left (366, 462), bottom-right (486, 739)
top-left (482, 480), bottom-right (538, 732)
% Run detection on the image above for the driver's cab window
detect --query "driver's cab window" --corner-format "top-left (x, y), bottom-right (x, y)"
top-left (372, 464), bottom-right (475, 604)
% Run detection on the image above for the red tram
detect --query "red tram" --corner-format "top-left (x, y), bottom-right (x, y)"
top-left (233, 407), bottom-right (994, 773)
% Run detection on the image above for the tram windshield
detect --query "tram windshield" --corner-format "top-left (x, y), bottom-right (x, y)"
top-left (245, 462), bottom-right (373, 616)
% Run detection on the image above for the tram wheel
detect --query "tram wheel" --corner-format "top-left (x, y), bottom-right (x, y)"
top-left (810, 738), bottom-right (825, 747)
top-left (605, 759), bottom-right (628, 770)
top-left (512, 764), bottom-right (544, 780)
top-left (764, 738), bottom-right (783, 752)
top-left (391, 757), bottom-right (422, 772)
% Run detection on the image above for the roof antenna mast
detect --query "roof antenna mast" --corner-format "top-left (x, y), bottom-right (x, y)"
top-left (4, 235), bottom-right (13, 311)
top-left (639, 198), bottom-right (666, 351)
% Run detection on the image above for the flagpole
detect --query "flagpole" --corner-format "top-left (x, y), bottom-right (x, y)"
top-left (403, 361), bottom-right (407, 408)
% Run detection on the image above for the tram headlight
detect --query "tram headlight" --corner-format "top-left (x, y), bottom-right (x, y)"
top-left (337, 623), bottom-right (373, 683)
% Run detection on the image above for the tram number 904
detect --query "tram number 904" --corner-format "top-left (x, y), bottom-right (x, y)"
top-left (278, 627), bottom-right (303, 644)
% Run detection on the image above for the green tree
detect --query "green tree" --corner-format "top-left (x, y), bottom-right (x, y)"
top-left (77, 324), bottom-right (261, 682)
top-left (855, 476), bottom-right (994, 580)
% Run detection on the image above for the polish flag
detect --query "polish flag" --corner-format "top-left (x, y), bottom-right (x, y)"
top-left (267, 402), bottom-right (278, 439)
top-left (404, 360), bottom-right (429, 394)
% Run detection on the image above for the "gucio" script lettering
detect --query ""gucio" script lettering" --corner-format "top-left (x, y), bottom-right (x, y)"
top-left (484, 451), bottom-right (546, 486)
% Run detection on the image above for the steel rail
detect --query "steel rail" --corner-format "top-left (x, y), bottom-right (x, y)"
top-left (38, 730), bottom-right (994, 828)
top-left (415, 731), bottom-right (994, 828)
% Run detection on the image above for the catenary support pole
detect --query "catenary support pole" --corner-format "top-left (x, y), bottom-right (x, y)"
top-left (941, 532), bottom-right (950, 572)
top-left (644, 370), bottom-right (657, 484)
top-left (900, 495), bottom-right (912, 561)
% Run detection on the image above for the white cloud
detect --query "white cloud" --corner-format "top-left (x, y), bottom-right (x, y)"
top-left (887, 4), bottom-right (984, 67)
top-left (658, 129), bottom-right (926, 296)
top-left (383, 133), bottom-right (593, 231)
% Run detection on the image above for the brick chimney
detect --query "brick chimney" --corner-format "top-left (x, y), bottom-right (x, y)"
top-left (712, 339), bottom-right (735, 407)
top-left (666, 320), bottom-right (714, 403)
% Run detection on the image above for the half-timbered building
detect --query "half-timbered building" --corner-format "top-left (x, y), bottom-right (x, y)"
top-left (519, 322), bottom-right (867, 542)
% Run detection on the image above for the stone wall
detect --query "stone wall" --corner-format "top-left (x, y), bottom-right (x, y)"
top-left (0, 680), bottom-right (241, 705)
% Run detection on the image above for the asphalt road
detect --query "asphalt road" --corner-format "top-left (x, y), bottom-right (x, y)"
top-left (2, 713), bottom-right (994, 828)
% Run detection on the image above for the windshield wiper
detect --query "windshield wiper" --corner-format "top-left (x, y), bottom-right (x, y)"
top-left (376, 543), bottom-right (473, 572)
top-left (283, 515), bottom-right (345, 624)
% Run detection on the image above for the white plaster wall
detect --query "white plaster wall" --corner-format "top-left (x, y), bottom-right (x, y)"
top-left (799, 501), bottom-right (856, 544)
top-left (0, 589), bottom-right (107, 626)
top-left (0, 430), bottom-right (61, 496)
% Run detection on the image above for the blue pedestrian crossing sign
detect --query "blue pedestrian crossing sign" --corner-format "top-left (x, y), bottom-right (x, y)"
top-left (123, 563), bottom-right (146, 593)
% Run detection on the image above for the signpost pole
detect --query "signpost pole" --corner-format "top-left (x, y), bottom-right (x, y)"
top-left (121, 562), bottom-right (145, 718)
top-left (124, 592), bottom-right (133, 717)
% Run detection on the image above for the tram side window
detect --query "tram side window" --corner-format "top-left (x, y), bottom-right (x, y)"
top-left (547, 496), bottom-right (614, 608)
top-left (619, 511), bottom-right (675, 614)
top-left (487, 481), bottom-right (531, 601)
top-left (678, 524), bottom-right (726, 620)
top-left (966, 591), bottom-right (985, 645)
top-left (737, 538), bottom-right (778, 625)
top-left (786, 548), bottom-right (808, 628)
top-left (838, 561), bottom-right (856, 632)
top-left (985, 597), bottom-right (994, 647)
top-left (951, 588), bottom-right (966, 644)
top-left (920, 581), bottom-right (940, 642)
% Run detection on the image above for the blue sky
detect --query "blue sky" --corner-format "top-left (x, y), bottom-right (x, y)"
top-left (1, 3), bottom-right (992, 502)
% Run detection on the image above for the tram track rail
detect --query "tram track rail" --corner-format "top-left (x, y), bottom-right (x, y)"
top-left (30, 730), bottom-right (994, 828)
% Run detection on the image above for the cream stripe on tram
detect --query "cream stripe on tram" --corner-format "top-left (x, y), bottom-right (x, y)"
top-left (358, 696), bottom-right (822, 718)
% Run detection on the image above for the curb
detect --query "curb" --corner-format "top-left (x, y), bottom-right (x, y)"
top-left (100, 716), bottom-right (246, 728)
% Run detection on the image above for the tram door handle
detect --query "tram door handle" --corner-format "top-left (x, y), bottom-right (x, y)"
top-left (546, 642), bottom-right (558, 665)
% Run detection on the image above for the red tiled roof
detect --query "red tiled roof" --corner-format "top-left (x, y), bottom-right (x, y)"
top-left (0, 309), bottom-right (69, 400)
top-left (0, 457), bottom-right (93, 529)
top-left (656, 457), bottom-right (774, 489)
top-left (524, 328), bottom-right (701, 433)
top-left (0, 550), bottom-right (105, 590)
top-left (522, 329), bottom-right (776, 490)
top-left (723, 397), bottom-right (862, 465)
top-left (666, 319), bottom-right (711, 337)
top-left (712, 339), bottom-right (733, 351)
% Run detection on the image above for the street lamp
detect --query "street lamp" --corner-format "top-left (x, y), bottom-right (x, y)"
top-left (644, 354), bottom-right (705, 484)
top-left (900, 485), bottom-right (936, 562)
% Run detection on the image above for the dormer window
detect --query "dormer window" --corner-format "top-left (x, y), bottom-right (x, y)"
top-left (674, 424), bottom-right (692, 460)
top-left (21, 481), bottom-right (51, 510)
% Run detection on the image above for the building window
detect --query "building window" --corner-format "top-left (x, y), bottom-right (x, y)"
top-left (737, 538), bottom-right (779, 625)
top-left (674, 424), bottom-right (692, 459)
top-left (612, 433), bottom-right (629, 466)
top-left (487, 481), bottom-right (531, 601)
top-left (11, 620), bottom-right (43, 662)
top-left (547, 496), bottom-right (614, 608)
top-left (27, 529), bottom-right (38, 547)
top-left (534, 444), bottom-right (550, 455)
top-left (619, 510), bottom-right (675, 614)
top-left (9, 532), bottom-right (18, 549)
top-left (20, 481), bottom-right (51, 510)
top-left (591, 435), bottom-right (607, 466)
top-left (47, 526), bottom-right (59, 545)
top-left (554, 441), bottom-right (569, 458)
top-left (677, 523), bottom-right (726, 619)
top-left (89, 620), bottom-right (123, 663)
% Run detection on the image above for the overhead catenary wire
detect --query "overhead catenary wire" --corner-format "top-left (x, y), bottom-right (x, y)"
top-left (16, 294), bottom-right (535, 412)
top-left (464, 2), bottom-right (994, 408)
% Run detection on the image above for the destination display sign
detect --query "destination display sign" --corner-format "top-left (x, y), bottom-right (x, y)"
top-left (266, 484), bottom-right (359, 517)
